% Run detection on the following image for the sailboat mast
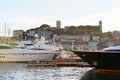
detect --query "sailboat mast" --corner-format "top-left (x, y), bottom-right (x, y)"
top-left (8, 28), bottom-right (10, 37)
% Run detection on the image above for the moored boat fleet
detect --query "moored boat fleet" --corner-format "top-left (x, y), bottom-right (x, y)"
top-left (1, 33), bottom-right (120, 71)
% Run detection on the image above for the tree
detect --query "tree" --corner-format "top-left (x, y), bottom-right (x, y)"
top-left (106, 31), bottom-right (113, 38)
top-left (65, 26), bottom-right (76, 35)
top-left (40, 24), bottom-right (51, 31)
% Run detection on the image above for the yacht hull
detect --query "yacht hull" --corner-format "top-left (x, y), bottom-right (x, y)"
top-left (73, 51), bottom-right (120, 70)
top-left (0, 49), bottom-right (61, 62)
top-left (0, 53), bottom-right (60, 62)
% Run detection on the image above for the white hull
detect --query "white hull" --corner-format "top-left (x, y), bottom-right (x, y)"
top-left (0, 49), bottom-right (61, 62)
top-left (0, 53), bottom-right (60, 62)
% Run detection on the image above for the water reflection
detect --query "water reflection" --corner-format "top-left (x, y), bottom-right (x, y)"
top-left (0, 63), bottom-right (92, 80)
top-left (1, 63), bottom-right (120, 80)
top-left (80, 69), bottom-right (120, 80)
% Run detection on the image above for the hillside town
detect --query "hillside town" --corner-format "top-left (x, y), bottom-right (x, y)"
top-left (3, 20), bottom-right (120, 51)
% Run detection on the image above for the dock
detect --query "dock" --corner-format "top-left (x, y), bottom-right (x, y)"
top-left (27, 59), bottom-right (90, 67)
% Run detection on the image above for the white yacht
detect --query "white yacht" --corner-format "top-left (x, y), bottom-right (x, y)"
top-left (0, 48), bottom-right (61, 62)
top-left (0, 36), bottom-right (63, 62)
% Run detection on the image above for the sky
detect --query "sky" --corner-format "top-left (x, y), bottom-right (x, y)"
top-left (0, 0), bottom-right (120, 36)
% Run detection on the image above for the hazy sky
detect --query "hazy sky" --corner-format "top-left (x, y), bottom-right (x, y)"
top-left (0, 0), bottom-right (120, 36)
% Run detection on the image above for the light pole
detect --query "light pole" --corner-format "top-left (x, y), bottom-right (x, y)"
top-left (44, 27), bottom-right (49, 39)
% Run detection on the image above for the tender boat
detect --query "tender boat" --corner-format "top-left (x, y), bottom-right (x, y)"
top-left (73, 46), bottom-right (120, 70)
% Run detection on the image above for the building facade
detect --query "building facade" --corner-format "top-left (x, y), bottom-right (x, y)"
top-left (13, 30), bottom-right (24, 41)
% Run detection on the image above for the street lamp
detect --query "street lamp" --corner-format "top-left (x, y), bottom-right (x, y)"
top-left (43, 27), bottom-right (49, 38)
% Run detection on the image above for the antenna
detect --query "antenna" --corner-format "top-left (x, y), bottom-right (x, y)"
top-left (4, 22), bottom-right (6, 37)
top-left (4, 22), bottom-right (7, 44)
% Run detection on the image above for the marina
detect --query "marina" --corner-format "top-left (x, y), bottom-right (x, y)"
top-left (1, 0), bottom-right (120, 79)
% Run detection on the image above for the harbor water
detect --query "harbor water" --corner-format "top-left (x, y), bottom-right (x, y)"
top-left (0, 63), bottom-right (120, 80)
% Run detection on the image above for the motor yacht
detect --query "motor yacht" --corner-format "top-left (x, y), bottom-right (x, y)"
top-left (73, 46), bottom-right (120, 70)
top-left (0, 36), bottom-right (63, 62)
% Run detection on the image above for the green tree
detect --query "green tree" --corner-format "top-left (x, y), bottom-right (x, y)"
top-left (40, 24), bottom-right (51, 31)
top-left (106, 31), bottom-right (113, 38)
top-left (66, 26), bottom-right (76, 35)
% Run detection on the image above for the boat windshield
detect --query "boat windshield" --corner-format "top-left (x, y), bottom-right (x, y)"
top-left (24, 44), bottom-right (34, 46)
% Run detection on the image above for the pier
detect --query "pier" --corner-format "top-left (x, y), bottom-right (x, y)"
top-left (27, 59), bottom-right (90, 67)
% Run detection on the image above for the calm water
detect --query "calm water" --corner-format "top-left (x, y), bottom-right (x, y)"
top-left (0, 63), bottom-right (120, 80)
